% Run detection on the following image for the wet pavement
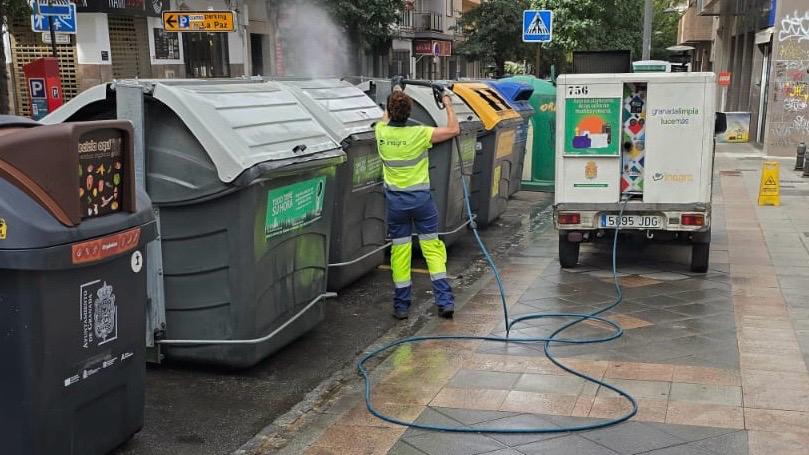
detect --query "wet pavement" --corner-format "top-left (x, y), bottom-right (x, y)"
top-left (264, 144), bottom-right (809, 455)
top-left (113, 191), bottom-right (552, 455)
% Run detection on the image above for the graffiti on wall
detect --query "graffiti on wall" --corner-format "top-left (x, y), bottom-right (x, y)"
top-left (768, 8), bottom-right (809, 151)
top-left (778, 11), bottom-right (809, 42)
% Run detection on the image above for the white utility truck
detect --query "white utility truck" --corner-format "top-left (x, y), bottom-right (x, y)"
top-left (554, 72), bottom-right (725, 273)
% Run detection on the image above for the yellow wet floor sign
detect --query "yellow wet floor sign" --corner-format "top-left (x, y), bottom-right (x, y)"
top-left (758, 161), bottom-right (780, 206)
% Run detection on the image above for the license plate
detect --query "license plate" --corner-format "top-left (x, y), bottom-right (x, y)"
top-left (600, 214), bottom-right (662, 228)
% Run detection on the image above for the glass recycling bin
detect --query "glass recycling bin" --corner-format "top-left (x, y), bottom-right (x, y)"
top-left (451, 82), bottom-right (522, 227)
top-left (43, 80), bottom-right (346, 368)
top-left (0, 117), bottom-right (156, 454)
top-left (503, 76), bottom-right (557, 192)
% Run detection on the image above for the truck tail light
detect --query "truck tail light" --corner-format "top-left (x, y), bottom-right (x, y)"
top-left (558, 213), bottom-right (581, 225)
top-left (681, 214), bottom-right (705, 226)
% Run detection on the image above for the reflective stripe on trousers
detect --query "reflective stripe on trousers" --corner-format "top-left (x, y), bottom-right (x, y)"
top-left (386, 189), bottom-right (454, 311)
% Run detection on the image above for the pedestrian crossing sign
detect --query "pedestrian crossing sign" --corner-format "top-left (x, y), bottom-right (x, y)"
top-left (523, 9), bottom-right (552, 43)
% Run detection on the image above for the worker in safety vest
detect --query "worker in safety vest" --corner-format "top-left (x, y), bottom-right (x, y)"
top-left (375, 78), bottom-right (460, 320)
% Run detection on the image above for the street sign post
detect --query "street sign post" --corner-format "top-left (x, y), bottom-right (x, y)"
top-left (523, 10), bottom-right (552, 78)
top-left (162, 11), bottom-right (235, 32)
top-left (523, 9), bottom-right (553, 43)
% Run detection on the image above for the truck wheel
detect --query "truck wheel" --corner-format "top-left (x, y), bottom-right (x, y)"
top-left (559, 236), bottom-right (580, 269)
top-left (690, 243), bottom-right (710, 273)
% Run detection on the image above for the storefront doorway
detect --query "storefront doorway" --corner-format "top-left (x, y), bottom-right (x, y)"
top-left (183, 32), bottom-right (230, 78)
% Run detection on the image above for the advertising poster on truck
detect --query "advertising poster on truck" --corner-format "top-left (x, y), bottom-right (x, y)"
top-left (564, 96), bottom-right (621, 156)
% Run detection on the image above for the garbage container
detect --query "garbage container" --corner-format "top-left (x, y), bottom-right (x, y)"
top-left (0, 118), bottom-right (156, 454)
top-left (451, 82), bottom-right (523, 227)
top-left (279, 79), bottom-right (386, 290)
top-left (360, 80), bottom-right (483, 247)
top-left (44, 80), bottom-right (346, 368)
top-left (503, 76), bottom-right (557, 192)
top-left (489, 80), bottom-right (535, 197)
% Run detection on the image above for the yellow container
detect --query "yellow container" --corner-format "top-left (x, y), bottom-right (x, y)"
top-left (451, 82), bottom-right (521, 131)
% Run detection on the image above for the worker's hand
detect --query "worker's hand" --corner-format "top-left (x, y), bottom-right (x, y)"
top-left (391, 75), bottom-right (406, 91)
top-left (442, 94), bottom-right (453, 106)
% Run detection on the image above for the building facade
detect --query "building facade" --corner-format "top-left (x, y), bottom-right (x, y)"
top-left (4, 0), bottom-right (481, 117)
top-left (679, 0), bottom-right (808, 155)
top-left (4, 0), bottom-right (273, 117)
top-left (392, 0), bottom-right (481, 80)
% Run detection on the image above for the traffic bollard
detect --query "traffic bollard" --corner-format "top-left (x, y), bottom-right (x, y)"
top-left (803, 145), bottom-right (809, 177)
top-left (795, 142), bottom-right (806, 171)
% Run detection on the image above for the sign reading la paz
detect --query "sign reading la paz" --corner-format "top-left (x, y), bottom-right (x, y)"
top-left (523, 9), bottom-right (552, 43)
top-left (162, 10), bottom-right (235, 33)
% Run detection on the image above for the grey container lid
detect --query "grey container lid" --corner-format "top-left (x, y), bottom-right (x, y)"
top-left (278, 79), bottom-right (383, 142)
top-left (356, 80), bottom-right (481, 130)
top-left (405, 85), bottom-right (481, 129)
top-left (43, 79), bottom-right (344, 183)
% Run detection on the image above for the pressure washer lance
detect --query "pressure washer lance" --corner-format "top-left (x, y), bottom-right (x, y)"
top-left (357, 80), bottom-right (637, 434)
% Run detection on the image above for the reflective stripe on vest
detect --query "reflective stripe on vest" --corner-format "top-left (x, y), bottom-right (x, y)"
top-left (380, 150), bottom-right (428, 168)
top-left (386, 182), bottom-right (431, 192)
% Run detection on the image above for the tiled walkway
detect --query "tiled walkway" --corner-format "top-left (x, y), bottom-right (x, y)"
top-left (275, 144), bottom-right (809, 455)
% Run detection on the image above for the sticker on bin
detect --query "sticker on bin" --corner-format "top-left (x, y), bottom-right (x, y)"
top-left (0, 218), bottom-right (6, 239)
top-left (352, 154), bottom-right (383, 190)
top-left (71, 227), bottom-right (141, 264)
top-left (265, 176), bottom-right (326, 239)
top-left (80, 280), bottom-right (118, 348)
top-left (600, 214), bottom-right (662, 228)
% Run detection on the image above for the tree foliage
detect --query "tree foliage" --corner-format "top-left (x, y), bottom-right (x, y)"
top-left (318, 0), bottom-right (406, 50)
top-left (456, 0), bottom-right (682, 77)
top-left (453, 0), bottom-right (531, 77)
top-left (0, 0), bottom-right (31, 114)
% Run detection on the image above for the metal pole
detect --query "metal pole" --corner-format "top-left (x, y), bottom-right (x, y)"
top-left (642, 0), bottom-right (653, 60)
top-left (46, 0), bottom-right (57, 57)
top-left (535, 44), bottom-right (542, 78)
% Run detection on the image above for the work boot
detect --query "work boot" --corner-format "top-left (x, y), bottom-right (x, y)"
top-left (393, 308), bottom-right (410, 320)
top-left (438, 305), bottom-right (454, 319)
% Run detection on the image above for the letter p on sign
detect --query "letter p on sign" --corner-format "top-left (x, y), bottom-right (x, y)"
top-left (28, 78), bottom-right (46, 99)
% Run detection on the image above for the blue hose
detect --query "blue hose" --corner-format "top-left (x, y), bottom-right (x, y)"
top-left (357, 134), bottom-right (636, 433)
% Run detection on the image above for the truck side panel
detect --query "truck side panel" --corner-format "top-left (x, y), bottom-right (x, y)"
top-left (643, 82), bottom-right (708, 204)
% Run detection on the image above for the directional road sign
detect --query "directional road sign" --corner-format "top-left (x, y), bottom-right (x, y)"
top-left (162, 10), bottom-right (236, 33)
top-left (30, 2), bottom-right (76, 34)
top-left (523, 9), bottom-right (552, 43)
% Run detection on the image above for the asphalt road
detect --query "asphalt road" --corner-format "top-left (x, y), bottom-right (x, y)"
top-left (113, 191), bottom-right (553, 455)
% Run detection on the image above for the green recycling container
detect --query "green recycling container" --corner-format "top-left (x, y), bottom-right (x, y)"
top-left (504, 76), bottom-right (557, 192)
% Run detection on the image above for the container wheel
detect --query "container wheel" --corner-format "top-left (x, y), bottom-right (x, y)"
top-left (559, 235), bottom-right (580, 269)
top-left (690, 242), bottom-right (710, 273)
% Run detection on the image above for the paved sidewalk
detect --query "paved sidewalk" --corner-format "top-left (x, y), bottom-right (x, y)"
top-left (267, 144), bottom-right (809, 455)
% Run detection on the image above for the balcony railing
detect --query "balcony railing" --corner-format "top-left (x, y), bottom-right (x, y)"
top-left (414, 11), bottom-right (444, 33)
top-left (398, 10), bottom-right (415, 32)
top-left (396, 10), bottom-right (445, 33)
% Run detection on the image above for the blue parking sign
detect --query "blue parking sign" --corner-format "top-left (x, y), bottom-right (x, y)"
top-left (31, 2), bottom-right (76, 34)
top-left (523, 10), bottom-right (552, 43)
top-left (28, 78), bottom-right (46, 99)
